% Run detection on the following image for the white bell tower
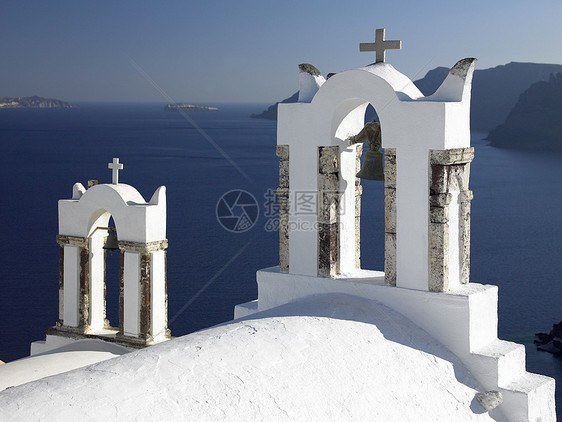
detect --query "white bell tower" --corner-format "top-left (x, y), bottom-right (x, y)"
top-left (35, 158), bottom-right (171, 352)
top-left (235, 30), bottom-right (555, 421)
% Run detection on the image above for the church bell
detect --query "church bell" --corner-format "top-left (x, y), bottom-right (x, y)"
top-left (103, 228), bottom-right (119, 253)
top-left (356, 149), bottom-right (384, 181)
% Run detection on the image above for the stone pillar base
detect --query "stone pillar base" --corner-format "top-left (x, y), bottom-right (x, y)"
top-left (46, 325), bottom-right (171, 349)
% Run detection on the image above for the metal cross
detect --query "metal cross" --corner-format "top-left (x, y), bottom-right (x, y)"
top-left (108, 158), bottom-right (123, 184)
top-left (360, 28), bottom-right (402, 63)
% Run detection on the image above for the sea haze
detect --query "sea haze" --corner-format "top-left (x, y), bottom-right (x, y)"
top-left (0, 103), bottom-right (560, 413)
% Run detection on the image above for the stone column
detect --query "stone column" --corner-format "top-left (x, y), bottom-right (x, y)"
top-left (318, 146), bottom-right (340, 277)
top-left (460, 189), bottom-right (473, 284)
top-left (276, 145), bottom-right (290, 272)
top-left (384, 148), bottom-right (397, 286)
top-left (118, 250), bottom-right (125, 335)
top-left (55, 235), bottom-right (90, 332)
top-left (429, 148), bottom-right (474, 292)
top-left (118, 239), bottom-right (169, 344)
top-left (355, 144), bottom-right (363, 269)
top-left (78, 243), bottom-right (90, 331)
top-left (139, 252), bottom-right (151, 339)
top-left (57, 242), bottom-right (64, 327)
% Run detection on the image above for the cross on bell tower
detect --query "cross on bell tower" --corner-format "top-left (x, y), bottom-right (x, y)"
top-left (108, 158), bottom-right (123, 184)
top-left (360, 28), bottom-right (402, 63)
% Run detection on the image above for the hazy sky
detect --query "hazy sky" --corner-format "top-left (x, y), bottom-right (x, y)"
top-left (1, 0), bottom-right (561, 103)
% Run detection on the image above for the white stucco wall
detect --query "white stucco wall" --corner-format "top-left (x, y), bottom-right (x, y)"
top-left (123, 252), bottom-right (140, 337)
top-left (254, 267), bottom-right (497, 357)
top-left (151, 251), bottom-right (166, 341)
top-left (89, 230), bottom-right (106, 331)
top-left (62, 245), bottom-right (79, 327)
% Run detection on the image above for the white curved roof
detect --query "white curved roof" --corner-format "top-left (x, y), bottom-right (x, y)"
top-left (0, 339), bottom-right (129, 391)
top-left (0, 295), bottom-right (497, 421)
top-left (58, 183), bottom-right (167, 242)
top-left (359, 62), bottom-right (424, 100)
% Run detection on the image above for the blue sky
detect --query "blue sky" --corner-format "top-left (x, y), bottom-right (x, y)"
top-left (1, 0), bottom-right (561, 103)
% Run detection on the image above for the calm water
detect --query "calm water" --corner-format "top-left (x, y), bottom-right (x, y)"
top-left (0, 104), bottom-right (560, 413)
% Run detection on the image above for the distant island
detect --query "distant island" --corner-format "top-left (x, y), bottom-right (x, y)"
top-left (0, 96), bottom-right (74, 109)
top-left (488, 73), bottom-right (562, 152)
top-left (164, 103), bottom-right (219, 112)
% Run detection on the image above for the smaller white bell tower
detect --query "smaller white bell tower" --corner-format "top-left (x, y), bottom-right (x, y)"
top-left (35, 158), bottom-right (171, 352)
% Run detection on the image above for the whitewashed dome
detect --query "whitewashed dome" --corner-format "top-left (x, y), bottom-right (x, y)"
top-left (0, 295), bottom-right (498, 421)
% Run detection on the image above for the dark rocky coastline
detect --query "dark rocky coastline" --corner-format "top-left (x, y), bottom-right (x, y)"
top-left (250, 92), bottom-right (298, 120)
top-left (535, 321), bottom-right (562, 355)
top-left (487, 73), bottom-right (562, 152)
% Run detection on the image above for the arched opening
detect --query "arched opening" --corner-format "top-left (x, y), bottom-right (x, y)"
top-left (357, 106), bottom-right (385, 272)
top-left (104, 216), bottom-right (120, 329)
top-left (87, 210), bottom-right (120, 334)
top-left (332, 100), bottom-right (386, 275)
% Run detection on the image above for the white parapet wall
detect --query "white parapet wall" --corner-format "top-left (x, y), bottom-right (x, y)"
top-left (247, 267), bottom-right (497, 357)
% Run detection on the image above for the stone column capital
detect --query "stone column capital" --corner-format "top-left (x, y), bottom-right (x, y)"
top-left (430, 147), bottom-right (474, 165)
top-left (56, 235), bottom-right (89, 249)
top-left (118, 239), bottom-right (168, 253)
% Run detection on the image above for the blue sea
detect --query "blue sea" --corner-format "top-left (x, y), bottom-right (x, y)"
top-left (0, 103), bottom-right (560, 413)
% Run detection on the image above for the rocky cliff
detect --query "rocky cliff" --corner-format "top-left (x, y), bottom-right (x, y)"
top-left (454, 62), bottom-right (562, 130)
top-left (487, 73), bottom-right (562, 151)
top-left (250, 92), bottom-right (298, 120)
